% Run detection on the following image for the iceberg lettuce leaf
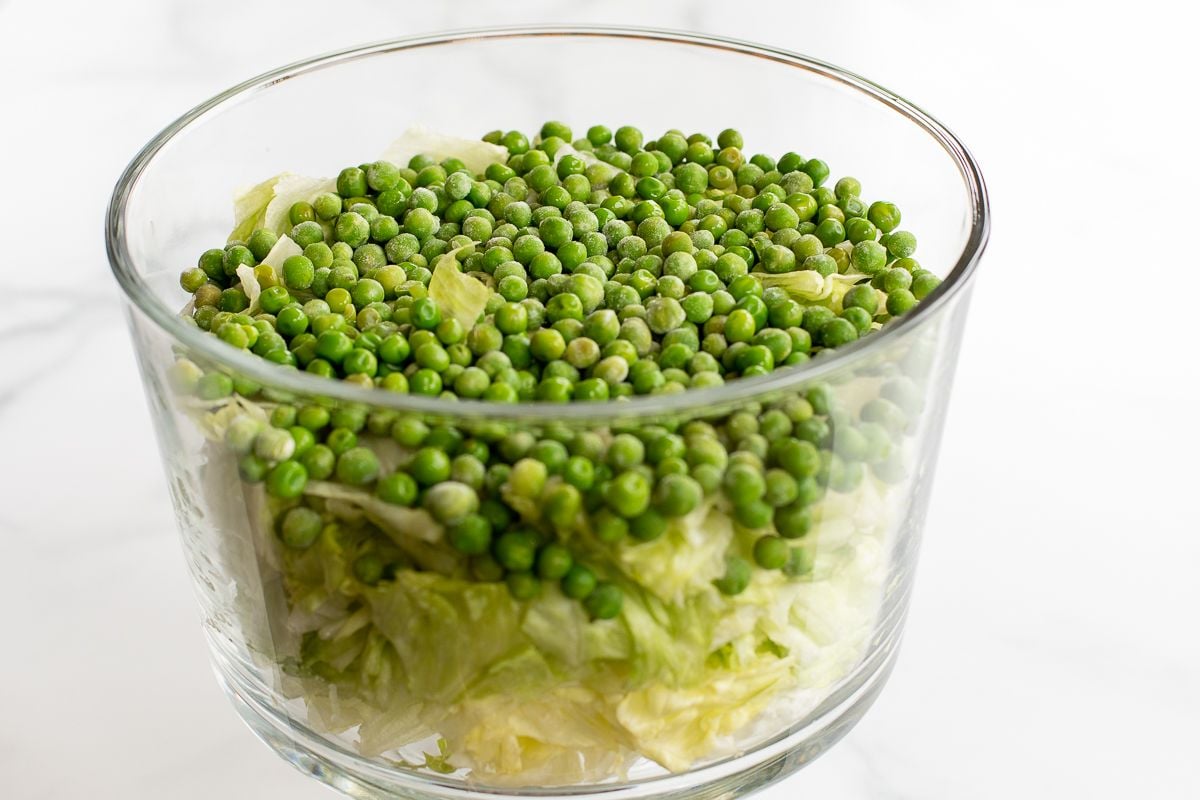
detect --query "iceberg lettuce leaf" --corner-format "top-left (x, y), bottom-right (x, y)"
top-left (229, 174), bottom-right (281, 243)
top-left (364, 572), bottom-right (524, 702)
top-left (613, 502), bottom-right (732, 605)
top-left (428, 245), bottom-right (490, 331)
top-left (264, 174), bottom-right (337, 235)
top-left (379, 126), bottom-right (509, 174)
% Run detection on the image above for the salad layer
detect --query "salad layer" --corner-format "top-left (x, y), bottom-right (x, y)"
top-left (169, 122), bottom-right (929, 783)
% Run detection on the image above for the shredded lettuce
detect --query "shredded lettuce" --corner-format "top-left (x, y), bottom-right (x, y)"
top-left (614, 502), bottom-right (732, 605)
top-left (229, 173), bottom-right (335, 244)
top-left (235, 264), bottom-right (261, 309)
top-left (261, 233), bottom-right (303, 272)
top-left (427, 245), bottom-right (490, 330)
top-left (230, 130), bottom-right (510, 246)
top-left (615, 656), bottom-right (791, 772)
top-left (194, 396), bottom-right (268, 441)
top-left (303, 481), bottom-right (442, 545)
top-left (233, 234), bottom-right (301, 312)
top-left (301, 480), bottom-right (459, 576)
top-left (229, 174), bottom-right (281, 243)
top-left (239, 462), bottom-right (896, 781)
top-left (379, 126), bottom-right (509, 174)
top-left (753, 269), bottom-right (828, 300)
top-left (751, 270), bottom-right (870, 313)
top-left (264, 175), bottom-right (337, 235)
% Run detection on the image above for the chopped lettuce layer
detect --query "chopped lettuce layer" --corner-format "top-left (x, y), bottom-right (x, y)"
top-left (187, 391), bottom-right (893, 784)
top-left (262, 477), bottom-right (890, 780)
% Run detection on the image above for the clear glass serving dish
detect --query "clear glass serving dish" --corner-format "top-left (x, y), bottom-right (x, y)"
top-left (106, 26), bottom-right (988, 800)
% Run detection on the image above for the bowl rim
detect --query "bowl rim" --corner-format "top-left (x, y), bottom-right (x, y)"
top-left (106, 24), bottom-right (990, 422)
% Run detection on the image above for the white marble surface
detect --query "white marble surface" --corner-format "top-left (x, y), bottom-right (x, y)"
top-left (2, 1), bottom-right (1198, 798)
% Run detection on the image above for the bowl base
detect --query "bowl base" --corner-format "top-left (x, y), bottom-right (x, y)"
top-left (218, 640), bottom-right (899, 800)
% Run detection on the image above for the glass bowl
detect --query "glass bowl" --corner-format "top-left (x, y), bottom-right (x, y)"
top-left (106, 25), bottom-right (988, 800)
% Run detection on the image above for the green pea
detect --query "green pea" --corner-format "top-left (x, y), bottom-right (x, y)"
top-left (844, 284), bottom-right (880, 316)
top-left (265, 460), bottom-right (307, 498)
top-left (865, 200), bottom-right (901, 233)
top-left (821, 317), bottom-right (859, 348)
top-left (536, 543), bottom-right (574, 580)
top-left (279, 507), bottom-right (323, 550)
top-left (605, 470), bottom-right (651, 518)
top-left (335, 447), bottom-right (380, 486)
top-left (410, 447), bottom-right (451, 485)
top-left (377, 471), bottom-right (418, 506)
top-left (714, 556), bottom-right (752, 595)
top-left (562, 564), bottom-right (598, 599)
top-left (886, 230), bottom-right (918, 258)
top-left (912, 272), bottom-right (942, 300)
top-left (629, 510), bottom-right (668, 542)
top-left (584, 583), bottom-right (623, 620)
top-left (299, 444), bottom-right (335, 481)
top-left (494, 531), bottom-right (537, 572)
top-left (607, 433), bottom-right (645, 470)
top-left (423, 481), bottom-right (479, 525)
top-left (734, 499), bottom-right (773, 529)
top-left (886, 288), bottom-right (918, 316)
top-left (851, 240), bottom-right (888, 275)
top-left (753, 535), bottom-right (790, 569)
top-left (654, 473), bottom-right (702, 517)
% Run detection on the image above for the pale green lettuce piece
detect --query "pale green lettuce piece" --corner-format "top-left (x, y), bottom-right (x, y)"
top-left (236, 234), bottom-right (301, 313)
top-left (615, 655), bottom-right (792, 772)
top-left (300, 480), bottom-right (457, 576)
top-left (235, 263), bottom-right (261, 310)
top-left (436, 688), bottom-right (633, 786)
top-left (194, 396), bottom-right (269, 442)
top-left (229, 174), bottom-right (281, 243)
top-left (427, 245), bottom-right (490, 330)
top-left (365, 572), bottom-right (524, 701)
top-left (263, 175), bottom-right (337, 235)
top-left (379, 126), bottom-right (509, 174)
top-left (276, 515), bottom-right (360, 615)
top-left (751, 270), bottom-right (866, 310)
top-left (752, 269), bottom-right (828, 300)
top-left (303, 481), bottom-right (441, 544)
top-left (520, 589), bottom-right (632, 667)
top-left (234, 231), bottom-right (300, 311)
top-left (354, 576), bottom-right (641, 782)
top-left (278, 492), bottom-right (889, 779)
top-left (229, 173), bottom-right (335, 243)
top-left (261, 233), bottom-right (303, 271)
top-left (613, 502), bottom-right (732, 605)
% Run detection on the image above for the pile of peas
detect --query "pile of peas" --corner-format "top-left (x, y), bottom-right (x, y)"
top-left (174, 122), bottom-right (934, 619)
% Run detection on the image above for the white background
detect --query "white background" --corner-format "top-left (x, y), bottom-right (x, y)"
top-left (1, 1), bottom-right (1198, 798)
